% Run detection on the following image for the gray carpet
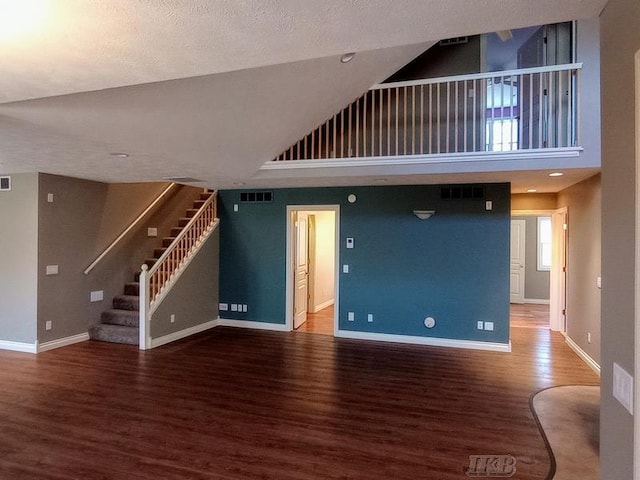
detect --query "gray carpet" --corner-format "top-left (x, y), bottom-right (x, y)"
top-left (532, 385), bottom-right (600, 480)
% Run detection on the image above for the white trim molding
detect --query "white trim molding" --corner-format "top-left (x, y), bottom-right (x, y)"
top-left (311, 299), bottom-right (334, 313)
top-left (0, 340), bottom-right (38, 354)
top-left (335, 329), bottom-right (511, 353)
top-left (217, 318), bottom-right (290, 332)
top-left (524, 298), bottom-right (551, 305)
top-left (38, 333), bottom-right (89, 353)
top-left (150, 319), bottom-right (219, 349)
top-left (565, 335), bottom-right (601, 376)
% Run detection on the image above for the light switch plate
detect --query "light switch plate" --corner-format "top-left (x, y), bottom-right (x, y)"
top-left (45, 321), bottom-right (52, 331)
top-left (47, 193), bottom-right (54, 203)
top-left (346, 237), bottom-right (354, 249)
top-left (613, 362), bottom-right (633, 414)
top-left (46, 265), bottom-right (59, 275)
top-left (343, 265), bottom-right (349, 274)
top-left (90, 290), bottom-right (104, 302)
top-left (348, 312), bottom-right (355, 321)
top-left (367, 314), bottom-right (373, 323)
top-left (147, 227), bottom-right (158, 237)
top-left (484, 321), bottom-right (494, 331)
top-left (234, 204), bottom-right (239, 212)
top-left (231, 304), bottom-right (238, 312)
top-left (485, 201), bottom-right (493, 211)
top-left (242, 304), bottom-right (248, 313)
top-left (597, 276), bottom-right (602, 289)
top-left (219, 303), bottom-right (228, 311)
top-left (477, 321), bottom-right (484, 330)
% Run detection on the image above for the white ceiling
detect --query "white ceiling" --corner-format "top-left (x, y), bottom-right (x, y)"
top-left (0, 0), bottom-right (608, 191)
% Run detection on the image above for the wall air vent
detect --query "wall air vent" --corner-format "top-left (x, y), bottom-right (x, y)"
top-left (440, 185), bottom-right (485, 200)
top-left (240, 191), bottom-right (273, 203)
top-left (439, 36), bottom-right (469, 46)
top-left (0, 176), bottom-right (11, 191)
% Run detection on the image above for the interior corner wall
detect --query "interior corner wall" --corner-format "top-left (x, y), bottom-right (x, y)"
top-left (600, 0), bottom-right (639, 477)
top-left (218, 184), bottom-right (510, 345)
top-left (0, 173), bottom-right (39, 345)
top-left (557, 174), bottom-right (601, 365)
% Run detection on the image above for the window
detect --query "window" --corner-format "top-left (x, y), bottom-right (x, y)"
top-left (537, 216), bottom-right (552, 271)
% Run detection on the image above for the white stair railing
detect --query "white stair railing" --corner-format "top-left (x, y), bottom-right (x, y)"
top-left (139, 191), bottom-right (218, 349)
top-left (272, 63), bottom-right (582, 161)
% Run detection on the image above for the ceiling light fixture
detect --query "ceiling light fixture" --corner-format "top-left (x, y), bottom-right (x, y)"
top-left (340, 53), bottom-right (356, 64)
top-left (549, 172), bottom-right (564, 177)
top-left (0, 0), bottom-right (51, 42)
top-left (413, 210), bottom-right (436, 220)
top-left (109, 152), bottom-right (130, 158)
top-left (527, 189), bottom-right (538, 193)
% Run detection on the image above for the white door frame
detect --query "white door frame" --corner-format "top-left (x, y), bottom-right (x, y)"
top-left (511, 209), bottom-right (567, 332)
top-left (285, 205), bottom-right (340, 334)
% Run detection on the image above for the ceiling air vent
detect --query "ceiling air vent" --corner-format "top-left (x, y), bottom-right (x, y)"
top-left (240, 191), bottom-right (273, 203)
top-left (439, 36), bottom-right (469, 46)
top-left (440, 185), bottom-right (485, 200)
top-left (0, 176), bottom-right (11, 191)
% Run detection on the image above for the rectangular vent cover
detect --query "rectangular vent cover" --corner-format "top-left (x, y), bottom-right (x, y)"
top-left (440, 185), bottom-right (485, 200)
top-left (0, 176), bottom-right (11, 191)
top-left (439, 36), bottom-right (469, 46)
top-left (240, 191), bottom-right (273, 203)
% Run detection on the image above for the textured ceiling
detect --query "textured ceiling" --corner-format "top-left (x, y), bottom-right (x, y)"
top-left (0, 0), bottom-right (608, 189)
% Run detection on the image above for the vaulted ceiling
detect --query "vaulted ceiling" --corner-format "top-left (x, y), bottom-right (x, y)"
top-left (0, 0), bottom-right (608, 191)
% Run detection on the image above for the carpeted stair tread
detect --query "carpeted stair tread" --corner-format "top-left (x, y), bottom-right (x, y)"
top-left (185, 209), bottom-right (199, 218)
top-left (170, 227), bottom-right (183, 237)
top-left (193, 200), bottom-right (206, 209)
top-left (199, 192), bottom-right (212, 201)
top-left (112, 295), bottom-right (139, 311)
top-left (178, 217), bottom-right (191, 227)
top-left (101, 309), bottom-right (139, 327)
top-left (124, 283), bottom-right (140, 296)
top-left (89, 324), bottom-right (138, 345)
top-left (154, 248), bottom-right (167, 258)
top-left (144, 258), bottom-right (157, 267)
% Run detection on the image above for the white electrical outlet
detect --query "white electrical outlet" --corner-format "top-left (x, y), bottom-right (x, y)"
top-left (597, 277), bottom-right (602, 289)
top-left (348, 312), bottom-right (355, 321)
top-left (485, 201), bottom-right (493, 211)
top-left (484, 321), bottom-right (494, 331)
top-left (47, 193), bottom-right (54, 203)
top-left (477, 321), bottom-right (484, 330)
top-left (346, 238), bottom-right (354, 249)
top-left (234, 204), bottom-right (239, 212)
top-left (231, 304), bottom-right (238, 312)
top-left (170, 314), bottom-right (175, 323)
top-left (90, 290), bottom-right (104, 302)
top-left (45, 321), bottom-right (52, 331)
top-left (343, 265), bottom-right (349, 274)
top-left (45, 265), bottom-right (59, 275)
top-left (613, 363), bottom-right (634, 415)
top-left (242, 304), bottom-right (248, 313)
top-left (367, 314), bottom-right (373, 323)
top-left (219, 303), bottom-right (228, 311)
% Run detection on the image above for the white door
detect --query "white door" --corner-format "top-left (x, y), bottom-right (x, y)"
top-left (293, 212), bottom-right (309, 328)
top-left (510, 219), bottom-right (526, 304)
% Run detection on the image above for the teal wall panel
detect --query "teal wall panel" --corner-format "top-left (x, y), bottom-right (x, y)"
top-left (219, 184), bottom-right (510, 344)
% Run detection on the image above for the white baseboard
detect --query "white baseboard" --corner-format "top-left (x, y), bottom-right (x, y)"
top-left (217, 318), bottom-right (290, 332)
top-left (38, 333), bottom-right (89, 353)
top-left (150, 319), bottom-right (219, 349)
top-left (310, 299), bottom-right (334, 313)
top-left (335, 329), bottom-right (511, 352)
top-left (0, 340), bottom-right (38, 354)
top-left (524, 298), bottom-right (551, 305)
top-left (565, 335), bottom-right (601, 376)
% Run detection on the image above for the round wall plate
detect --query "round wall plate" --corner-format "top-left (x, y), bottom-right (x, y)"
top-left (347, 194), bottom-right (357, 204)
top-left (424, 317), bottom-right (436, 329)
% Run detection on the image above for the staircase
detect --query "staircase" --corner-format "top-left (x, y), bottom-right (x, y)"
top-left (89, 190), bottom-right (214, 345)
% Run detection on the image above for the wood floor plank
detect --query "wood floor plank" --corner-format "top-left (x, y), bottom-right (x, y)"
top-left (0, 327), bottom-right (597, 479)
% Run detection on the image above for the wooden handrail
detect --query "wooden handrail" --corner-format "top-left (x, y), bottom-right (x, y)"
top-left (84, 183), bottom-right (176, 275)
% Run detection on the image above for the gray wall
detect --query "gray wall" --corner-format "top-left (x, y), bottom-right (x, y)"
top-left (36, 174), bottom-right (202, 343)
top-left (512, 216), bottom-right (550, 301)
top-left (151, 228), bottom-right (219, 339)
top-left (600, 0), bottom-right (639, 477)
top-left (557, 174), bottom-right (601, 365)
top-left (0, 173), bottom-right (39, 344)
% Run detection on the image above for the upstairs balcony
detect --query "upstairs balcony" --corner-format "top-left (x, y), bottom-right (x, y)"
top-left (263, 63), bottom-right (585, 176)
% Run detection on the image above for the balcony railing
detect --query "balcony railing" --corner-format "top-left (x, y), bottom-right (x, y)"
top-left (273, 63), bottom-right (582, 162)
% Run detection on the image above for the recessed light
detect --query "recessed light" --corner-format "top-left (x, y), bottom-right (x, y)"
top-left (109, 152), bottom-right (130, 158)
top-left (340, 52), bottom-right (356, 64)
top-left (527, 189), bottom-right (538, 193)
top-left (549, 172), bottom-right (564, 177)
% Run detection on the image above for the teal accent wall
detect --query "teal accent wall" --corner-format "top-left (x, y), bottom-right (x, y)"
top-left (219, 184), bottom-right (510, 344)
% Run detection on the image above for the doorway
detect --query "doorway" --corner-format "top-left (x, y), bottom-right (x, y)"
top-left (285, 206), bottom-right (339, 336)
top-left (511, 209), bottom-right (567, 331)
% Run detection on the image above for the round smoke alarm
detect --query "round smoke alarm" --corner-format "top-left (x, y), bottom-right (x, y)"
top-left (424, 317), bottom-right (436, 329)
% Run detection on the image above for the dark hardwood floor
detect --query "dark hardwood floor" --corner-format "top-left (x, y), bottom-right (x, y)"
top-left (0, 327), bottom-right (598, 479)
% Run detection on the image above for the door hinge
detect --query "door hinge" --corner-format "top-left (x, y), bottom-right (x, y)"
top-left (562, 309), bottom-right (566, 316)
